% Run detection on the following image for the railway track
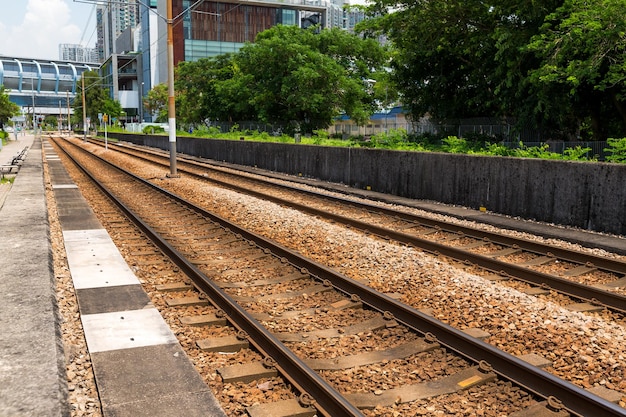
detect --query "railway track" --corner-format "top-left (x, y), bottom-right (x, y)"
top-left (88, 138), bottom-right (626, 317)
top-left (50, 135), bottom-right (626, 416)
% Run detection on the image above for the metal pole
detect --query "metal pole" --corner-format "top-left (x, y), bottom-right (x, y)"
top-left (105, 115), bottom-right (108, 150)
top-left (139, 81), bottom-right (144, 123)
top-left (82, 76), bottom-right (87, 141)
top-left (59, 100), bottom-right (62, 133)
top-left (166, 0), bottom-right (178, 177)
top-left (67, 91), bottom-right (71, 134)
top-left (31, 78), bottom-right (36, 134)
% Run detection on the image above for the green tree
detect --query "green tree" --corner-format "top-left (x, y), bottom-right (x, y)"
top-left (235, 25), bottom-right (387, 132)
top-left (74, 71), bottom-right (123, 128)
top-left (360, 2), bottom-right (505, 120)
top-left (176, 55), bottom-right (255, 125)
top-left (361, 0), bottom-right (625, 139)
top-left (174, 25), bottom-right (388, 133)
top-left (144, 83), bottom-right (168, 123)
top-left (527, 0), bottom-right (626, 140)
top-left (0, 86), bottom-right (20, 129)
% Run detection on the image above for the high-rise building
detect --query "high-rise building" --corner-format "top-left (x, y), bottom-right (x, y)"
top-left (59, 44), bottom-right (99, 63)
top-left (97, 0), bottom-right (140, 58)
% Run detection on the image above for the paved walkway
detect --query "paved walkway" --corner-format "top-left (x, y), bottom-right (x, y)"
top-left (0, 131), bottom-right (34, 165)
top-left (0, 135), bottom-right (69, 416)
top-left (0, 132), bottom-right (36, 209)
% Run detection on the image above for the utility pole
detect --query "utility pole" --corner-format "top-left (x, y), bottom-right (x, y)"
top-left (66, 91), bottom-right (71, 134)
top-left (166, 0), bottom-right (178, 177)
top-left (82, 76), bottom-right (87, 142)
top-left (31, 78), bottom-right (36, 134)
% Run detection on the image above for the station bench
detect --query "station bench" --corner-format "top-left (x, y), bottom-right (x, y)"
top-left (0, 165), bottom-right (19, 179)
top-left (0, 147), bottom-right (29, 179)
top-left (11, 147), bottom-right (29, 166)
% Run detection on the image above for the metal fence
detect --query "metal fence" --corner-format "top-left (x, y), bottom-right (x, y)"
top-left (501, 141), bottom-right (610, 161)
top-left (181, 119), bottom-right (614, 160)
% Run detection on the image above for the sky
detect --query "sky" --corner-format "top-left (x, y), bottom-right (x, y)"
top-left (0, 0), bottom-right (98, 61)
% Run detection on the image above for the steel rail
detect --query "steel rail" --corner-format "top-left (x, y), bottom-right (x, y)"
top-left (92, 139), bottom-right (626, 276)
top-left (66, 137), bottom-right (626, 417)
top-left (86, 140), bottom-right (626, 313)
top-left (52, 137), bottom-right (364, 417)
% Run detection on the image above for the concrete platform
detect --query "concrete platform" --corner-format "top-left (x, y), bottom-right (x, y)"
top-left (0, 135), bottom-right (67, 417)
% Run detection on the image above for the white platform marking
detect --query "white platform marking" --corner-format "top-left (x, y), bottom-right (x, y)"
top-left (81, 308), bottom-right (178, 352)
top-left (63, 229), bottom-right (140, 289)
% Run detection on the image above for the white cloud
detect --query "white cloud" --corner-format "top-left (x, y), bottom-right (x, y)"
top-left (0, 0), bottom-right (82, 60)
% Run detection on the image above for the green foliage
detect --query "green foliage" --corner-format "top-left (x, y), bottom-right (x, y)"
top-left (75, 71), bottom-right (124, 127)
top-left (369, 128), bottom-right (408, 148)
top-left (311, 129), bottom-right (328, 145)
top-left (0, 174), bottom-right (15, 184)
top-left (0, 86), bottom-right (20, 124)
top-left (513, 143), bottom-right (561, 159)
top-left (483, 142), bottom-right (515, 157)
top-left (174, 25), bottom-right (388, 133)
top-left (526, 0), bottom-right (626, 140)
top-left (441, 136), bottom-right (474, 154)
top-left (142, 125), bottom-right (165, 134)
top-left (604, 138), bottom-right (626, 163)
top-left (44, 115), bottom-right (58, 129)
top-left (144, 83), bottom-right (168, 123)
top-left (193, 125), bottom-right (223, 138)
top-left (362, 0), bottom-right (626, 140)
top-left (562, 146), bottom-right (593, 161)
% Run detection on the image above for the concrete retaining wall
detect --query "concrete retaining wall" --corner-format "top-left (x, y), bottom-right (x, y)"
top-left (110, 133), bottom-right (626, 235)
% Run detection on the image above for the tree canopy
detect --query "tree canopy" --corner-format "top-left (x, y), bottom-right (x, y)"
top-left (174, 25), bottom-right (389, 133)
top-left (144, 83), bottom-right (168, 123)
top-left (0, 86), bottom-right (20, 127)
top-left (74, 71), bottom-right (123, 127)
top-left (361, 0), bottom-right (626, 140)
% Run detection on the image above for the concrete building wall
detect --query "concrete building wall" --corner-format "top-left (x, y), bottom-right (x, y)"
top-left (108, 133), bottom-right (626, 235)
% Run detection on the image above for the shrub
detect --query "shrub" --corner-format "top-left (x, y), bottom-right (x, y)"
top-left (562, 146), bottom-right (593, 161)
top-left (194, 125), bottom-right (222, 137)
top-left (441, 136), bottom-right (470, 153)
top-left (513, 143), bottom-right (561, 159)
top-left (604, 138), bottom-right (626, 163)
top-left (142, 125), bottom-right (165, 134)
top-left (370, 128), bottom-right (408, 148)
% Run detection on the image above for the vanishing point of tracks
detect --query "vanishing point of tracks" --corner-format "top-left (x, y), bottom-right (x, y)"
top-left (51, 136), bottom-right (626, 417)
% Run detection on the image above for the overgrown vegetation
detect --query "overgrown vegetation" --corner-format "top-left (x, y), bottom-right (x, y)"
top-left (131, 126), bottom-right (626, 162)
top-left (605, 138), bottom-right (626, 163)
